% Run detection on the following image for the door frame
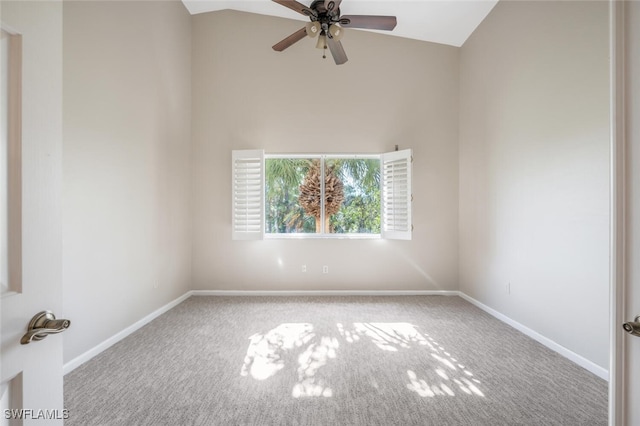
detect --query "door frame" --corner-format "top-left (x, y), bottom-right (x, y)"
top-left (609, 0), bottom-right (626, 424)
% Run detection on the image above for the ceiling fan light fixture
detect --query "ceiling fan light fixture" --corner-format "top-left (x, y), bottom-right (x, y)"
top-left (271, 0), bottom-right (397, 65)
top-left (329, 24), bottom-right (344, 41)
top-left (316, 32), bottom-right (327, 49)
top-left (305, 22), bottom-right (321, 38)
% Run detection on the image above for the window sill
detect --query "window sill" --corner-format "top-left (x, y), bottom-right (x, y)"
top-left (264, 233), bottom-right (381, 240)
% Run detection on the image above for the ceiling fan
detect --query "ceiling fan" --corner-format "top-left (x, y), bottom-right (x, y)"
top-left (271, 0), bottom-right (397, 65)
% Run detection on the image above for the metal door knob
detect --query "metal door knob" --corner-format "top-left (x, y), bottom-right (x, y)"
top-left (622, 315), bottom-right (640, 337)
top-left (20, 311), bottom-right (70, 345)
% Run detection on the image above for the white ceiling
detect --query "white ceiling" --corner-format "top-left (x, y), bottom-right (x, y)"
top-left (181, 0), bottom-right (499, 47)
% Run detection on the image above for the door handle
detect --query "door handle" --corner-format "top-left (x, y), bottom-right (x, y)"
top-left (622, 315), bottom-right (640, 337)
top-left (20, 311), bottom-right (70, 345)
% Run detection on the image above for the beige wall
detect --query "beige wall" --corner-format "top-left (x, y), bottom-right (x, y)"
top-left (62, 0), bottom-right (192, 363)
top-left (191, 11), bottom-right (460, 291)
top-left (459, 1), bottom-right (610, 369)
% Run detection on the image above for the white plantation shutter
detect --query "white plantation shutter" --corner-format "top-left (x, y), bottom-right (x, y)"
top-left (381, 149), bottom-right (412, 240)
top-left (232, 150), bottom-right (264, 240)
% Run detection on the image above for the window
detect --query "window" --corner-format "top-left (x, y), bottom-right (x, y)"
top-left (232, 149), bottom-right (412, 240)
top-left (265, 155), bottom-right (381, 236)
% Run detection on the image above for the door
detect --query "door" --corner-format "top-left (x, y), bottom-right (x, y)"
top-left (624, 1), bottom-right (640, 424)
top-left (0, 1), bottom-right (65, 424)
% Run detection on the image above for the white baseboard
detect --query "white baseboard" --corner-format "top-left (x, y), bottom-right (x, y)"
top-left (64, 289), bottom-right (608, 382)
top-left (457, 292), bottom-right (609, 381)
top-left (63, 291), bottom-right (192, 375)
top-left (191, 289), bottom-right (459, 297)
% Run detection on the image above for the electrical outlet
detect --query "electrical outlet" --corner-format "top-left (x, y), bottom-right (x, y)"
top-left (323, 265), bottom-right (329, 274)
top-left (302, 265), bottom-right (307, 273)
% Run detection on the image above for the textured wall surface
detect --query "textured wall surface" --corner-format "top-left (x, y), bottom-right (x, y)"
top-left (459, 0), bottom-right (610, 369)
top-left (191, 10), bottom-right (460, 292)
top-left (63, 0), bottom-right (192, 363)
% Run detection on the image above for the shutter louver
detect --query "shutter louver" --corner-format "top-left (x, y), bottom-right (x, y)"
top-left (232, 150), bottom-right (264, 240)
top-left (381, 149), bottom-right (412, 240)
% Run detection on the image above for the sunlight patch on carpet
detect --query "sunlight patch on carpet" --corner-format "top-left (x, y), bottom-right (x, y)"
top-left (292, 336), bottom-right (339, 398)
top-left (240, 321), bottom-right (485, 399)
top-left (240, 323), bottom-right (315, 380)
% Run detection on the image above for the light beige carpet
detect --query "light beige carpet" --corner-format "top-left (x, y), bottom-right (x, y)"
top-left (64, 296), bottom-right (607, 425)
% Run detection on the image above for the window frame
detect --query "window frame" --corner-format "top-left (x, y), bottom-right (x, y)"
top-left (264, 153), bottom-right (382, 240)
top-left (232, 149), bottom-right (412, 241)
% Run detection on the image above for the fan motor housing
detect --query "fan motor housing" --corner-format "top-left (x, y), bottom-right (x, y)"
top-left (309, 0), bottom-right (340, 23)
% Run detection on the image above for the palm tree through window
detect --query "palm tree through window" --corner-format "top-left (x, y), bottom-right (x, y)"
top-left (265, 156), bottom-right (381, 235)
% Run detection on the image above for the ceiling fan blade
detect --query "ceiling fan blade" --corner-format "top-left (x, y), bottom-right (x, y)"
top-left (272, 0), bottom-right (317, 18)
top-left (327, 37), bottom-right (348, 65)
top-left (272, 27), bottom-right (308, 51)
top-left (324, 0), bottom-right (342, 16)
top-left (339, 15), bottom-right (397, 31)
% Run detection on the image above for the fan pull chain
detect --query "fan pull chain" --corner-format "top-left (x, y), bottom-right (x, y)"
top-left (323, 45), bottom-right (327, 59)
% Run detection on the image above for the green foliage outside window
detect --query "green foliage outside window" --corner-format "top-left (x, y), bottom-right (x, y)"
top-left (265, 157), bottom-right (381, 235)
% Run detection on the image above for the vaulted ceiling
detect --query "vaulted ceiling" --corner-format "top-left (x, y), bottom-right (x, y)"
top-left (181, 0), bottom-right (499, 47)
